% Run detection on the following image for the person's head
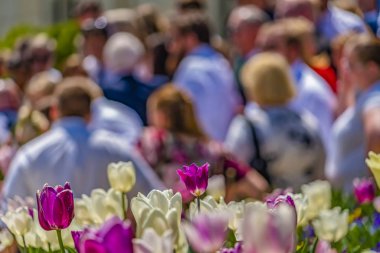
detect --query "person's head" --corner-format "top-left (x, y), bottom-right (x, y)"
top-left (104, 8), bottom-right (139, 36)
top-left (358, 0), bottom-right (377, 13)
top-left (345, 35), bottom-right (380, 89)
top-left (169, 12), bottom-right (211, 55)
top-left (7, 38), bottom-right (32, 90)
top-left (275, 0), bottom-right (317, 22)
top-left (228, 5), bottom-right (270, 56)
top-left (75, 1), bottom-right (102, 25)
top-left (236, 0), bottom-right (268, 10)
top-left (81, 17), bottom-right (108, 60)
top-left (260, 18), bottom-right (315, 64)
top-left (147, 84), bottom-right (206, 139)
top-left (103, 32), bottom-right (145, 75)
top-left (62, 54), bottom-right (88, 78)
top-left (52, 77), bottom-right (101, 121)
top-left (137, 4), bottom-right (169, 37)
top-left (331, 32), bottom-right (358, 73)
top-left (176, 0), bottom-right (206, 13)
top-left (28, 34), bottom-right (56, 76)
top-left (241, 52), bottom-right (296, 106)
top-left (25, 71), bottom-right (57, 108)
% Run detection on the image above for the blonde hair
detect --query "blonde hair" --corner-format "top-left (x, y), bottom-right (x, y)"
top-left (147, 84), bottom-right (207, 139)
top-left (241, 52), bottom-right (296, 106)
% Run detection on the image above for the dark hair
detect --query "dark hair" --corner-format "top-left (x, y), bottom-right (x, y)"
top-left (174, 12), bottom-right (211, 44)
top-left (353, 38), bottom-right (380, 67)
top-left (54, 77), bottom-right (98, 117)
top-left (176, 0), bottom-right (206, 12)
top-left (75, 1), bottom-right (102, 17)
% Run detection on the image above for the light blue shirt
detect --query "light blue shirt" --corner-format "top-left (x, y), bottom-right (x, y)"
top-left (174, 44), bottom-right (241, 141)
top-left (317, 4), bottom-right (367, 42)
top-left (2, 117), bottom-right (164, 199)
top-left (329, 82), bottom-right (380, 191)
top-left (90, 97), bottom-right (143, 145)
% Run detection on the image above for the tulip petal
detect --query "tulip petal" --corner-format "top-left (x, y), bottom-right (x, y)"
top-left (39, 186), bottom-right (58, 230)
top-left (82, 239), bottom-right (108, 253)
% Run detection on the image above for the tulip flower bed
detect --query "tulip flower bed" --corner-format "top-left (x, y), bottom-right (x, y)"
top-left (1, 155), bottom-right (380, 253)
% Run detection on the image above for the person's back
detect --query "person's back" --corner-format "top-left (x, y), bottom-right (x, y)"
top-left (2, 77), bottom-right (163, 198)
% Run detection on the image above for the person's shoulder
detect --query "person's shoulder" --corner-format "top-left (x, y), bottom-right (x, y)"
top-left (331, 5), bottom-right (366, 28)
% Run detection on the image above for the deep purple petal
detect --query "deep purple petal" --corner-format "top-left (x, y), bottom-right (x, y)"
top-left (57, 189), bottom-right (75, 225)
top-left (103, 222), bottom-right (134, 253)
top-left (196, 163), bottom-right (209, 193)
top-left (36, 191), bottom-right (52, 230)
top-left (54, 189), bottom-right (74, 229)
top-left (39, 186), bottom-right (58, 230)
top-left (353, 178), bottom-right (376, 204)
top-left (72, 231), bottom-right (84, 253)
top-left (177, 169), bottom-right (197, 194)
top-left (64, 182), bottom-right (72, 190)
top-left (82, 239), bottom-right (108, 253)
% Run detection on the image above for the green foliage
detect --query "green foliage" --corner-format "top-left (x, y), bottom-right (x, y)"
top-left (0, 20), bottom-right (80, 70)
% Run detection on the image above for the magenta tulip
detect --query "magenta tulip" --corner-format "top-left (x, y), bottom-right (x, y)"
top-left (72, 230), bottom-right (84, 253)
top-left (177, 163), bottom-right (209, 197)
top-left (36, 182), bottom-right (74, 231)
top-left (353, 178), bottom-right (376, 204)
top-left (80, 217), bottom-right (134, 253)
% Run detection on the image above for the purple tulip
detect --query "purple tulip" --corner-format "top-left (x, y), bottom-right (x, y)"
top-left (353, 178), bottom-right (376, 204)
top-left (183, 212), bottom-right (229, 253)
top-left (36, 182), bottom-right (74, 230)
top-left (177, 163), bottom-right (209, 197)
top-left (266, 194), bottom-right (295, 209)
top-left (72, 230), bottom-right (84, 253)
top-left (80, 217), bottom-right (134, 253)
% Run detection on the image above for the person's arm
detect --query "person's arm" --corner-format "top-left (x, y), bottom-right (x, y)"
top-left (364, 107), bottom-right (380, 154)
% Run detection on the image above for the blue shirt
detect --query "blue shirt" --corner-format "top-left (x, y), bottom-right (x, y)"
top-left (174, 44), bottom-right (241, 141)
top-left (2, 117), bottom-right (164, 198)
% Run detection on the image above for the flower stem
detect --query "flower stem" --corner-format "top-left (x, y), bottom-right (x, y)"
top-left (21, 235), bottom-right (27, 253)
top-left (122, 192), bottom-right (127, 220)
top-left (48, 243), bottom-right (52, 253)
top-left (311, 237), bottom-right (318, 253)
top-left (197, 196), bottom-right (201, 214)
top-left (56, 229), bottom-right (65, 253)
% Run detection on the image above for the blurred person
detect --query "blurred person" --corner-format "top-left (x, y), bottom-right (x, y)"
top-left (329, 35), bottom-right (380, 190)
top-left (74, 0), bottom-right (103, 25)
top-left (331, 32), bottom-right (358, 115)
top-left (228, 4), bottom-right (270, 104)
top-left (81, 17), bottom-right (108, 85)
top-left (357, 0), bottom-right (379, 34)
top-left (25, 71), bottom-right (57, 109)
top-left (236, 0), bottom-right (275, 18)
top-left (0, 83), bottom-right (21, 145)
top-left (2, 77), bottom-right (163, 199)
top-left (275, 0), bottom-right (317, 22)
top-left (139, 84), bottom-right (268, 200)
top-left (225, 52), bottom-right (325, 190)
top-left (316, 0), bottom-right (367, 44)
top-left (104, 8), bottom-right (139, 36)
top-left (27, 34), bottom-right (61, 83)
top-left (62, 54), bottom-right (89, 78)
top-left (102, 32), bottom-right (156, 125)
top-left (260, 18), bottom-right (336, 167)
top-left (171, 12), bottom-right (241, 142)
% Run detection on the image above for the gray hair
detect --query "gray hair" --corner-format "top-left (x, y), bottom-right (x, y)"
top-left (228, 5), bottom-right (270, 28)
top-left (103, 32), bottom-right (145, 74)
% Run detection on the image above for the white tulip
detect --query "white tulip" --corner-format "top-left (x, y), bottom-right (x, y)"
top-left (301, 180), bottom-right (331, 220)
top-left (206, 175), bottom-right (226, 200)
top-left (288, 193), bottom-right (309, 226)
top-left (75, 188), bottom-right (124, 225)
top-left (1, 207), bottom-right (32, 236)
top-left (131, 189), bottom-right (187, 253)
top-left (0, 229), bottom-right (14, 251)
top-left (188, 196), bottom-right (219, 220)
top-left (133, 228), bottom-right (173, 253)
top-left (108, 161), bottom-right (136, 192)
top-left (312, 207), bottom-right (349, 242)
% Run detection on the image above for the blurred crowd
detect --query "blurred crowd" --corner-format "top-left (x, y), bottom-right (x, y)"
top-left (1, 0), bottom-right (380, 201)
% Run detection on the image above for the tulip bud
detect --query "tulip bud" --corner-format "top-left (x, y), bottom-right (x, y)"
top-left (312, 207), bottom-right (348, 242)
top-left (36, 182), bottom-right (74, 230)
top-left (108, 161), bottom-right (136, 193)
top-left (353, 178), bottom-right (376, 204)
top-left (1, 207), bottom-right (33, 236)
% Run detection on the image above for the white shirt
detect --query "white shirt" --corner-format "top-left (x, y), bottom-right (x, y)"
top-left (2, 117), bottom-right (164, 199)
top-left (329, 82), bottom-right (380, 191)
top-left (90, 98), bottom-right (143, 145)
top-left (317, 4), bottom-right (368, 42)
top-left (291, 60), bottom-right (337, 161)
top-left (174, 45), bottom-right (241, 142)
top-left (225, 106), bottom-right (325, 190)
